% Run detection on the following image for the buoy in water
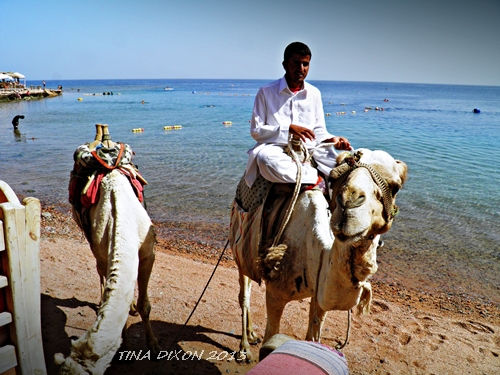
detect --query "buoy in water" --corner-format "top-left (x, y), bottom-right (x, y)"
top-left (163, 125), bottom-right (182, 130)
top-left (132, 128), bottom-right (144, 132)
top-left (78, 98), bottom-right (82, 101)
top-left (222, 121), bottom-right (232, 125)
top-left (473, 108), bottom-right (480, 113)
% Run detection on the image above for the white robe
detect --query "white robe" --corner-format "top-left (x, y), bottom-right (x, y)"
top-left (245, 77), bottom-right (338, 187)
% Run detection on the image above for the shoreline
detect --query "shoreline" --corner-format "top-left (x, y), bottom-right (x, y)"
top-left (40, 201), bottom-right (499, 316)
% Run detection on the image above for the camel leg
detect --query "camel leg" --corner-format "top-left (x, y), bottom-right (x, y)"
top-left (237, 271), bottom-right (258, 362)
top-left (95, 255), bottom-right (140, 317)
top-left (263, 287), bottom-right (287, 344)
top-left (121, 322), bottom-right (131, 351)
top-left (242, 274), bottom-right (260, 344)
top-left (99, 274), bottom-right (105, 300)
top-left (94, 258), bottom-right (107, 304)
top-left (306, 295), bottom-right (328, 342)
top-left (136, 231), bottom-right (160, 355)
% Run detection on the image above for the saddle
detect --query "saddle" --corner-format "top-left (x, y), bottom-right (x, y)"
top-left (230, 172), bottom-right (327, 283)
top-left (69, 142), bottom-right (146, 241)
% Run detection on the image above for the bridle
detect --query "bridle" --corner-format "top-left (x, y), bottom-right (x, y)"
top-left (329, 150), bottom-right (399, 222)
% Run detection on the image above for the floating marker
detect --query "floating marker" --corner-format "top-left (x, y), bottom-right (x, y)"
top-left (222, 121), bottom-right (232, 125)
top-left (132, 128), bottom-right (144, 132)
top-left (163, 125), bottom-right (182, 130)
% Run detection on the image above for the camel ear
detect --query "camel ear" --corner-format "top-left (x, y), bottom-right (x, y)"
top-left (54, 352), bottom-right (66, 365)
top-left (396, 160), bottom-right (408, 185)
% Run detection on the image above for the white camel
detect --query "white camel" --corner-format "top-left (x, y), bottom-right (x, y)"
top-left (230, 148), bottom-right (407, 361)
top-left (55, 166), bottom-right (160, 374)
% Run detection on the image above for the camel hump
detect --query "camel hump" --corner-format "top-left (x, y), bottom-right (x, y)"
top-left (73, 142), bottom-right (133, 171)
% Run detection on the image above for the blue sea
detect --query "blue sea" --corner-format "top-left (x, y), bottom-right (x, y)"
top-left (1, 79), bottom-right (499, 305)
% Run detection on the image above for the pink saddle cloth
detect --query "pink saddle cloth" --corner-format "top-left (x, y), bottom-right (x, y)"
top-left (247, 341), bottom-right (349, 375)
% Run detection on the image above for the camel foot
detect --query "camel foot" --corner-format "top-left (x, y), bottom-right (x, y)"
top-left (148, 340), bottom-right (161, 358)
top-left (249, 336), bottom-right (262, 345)
top-left (236, 349), bottom-right (252, 363)
top-left (129, 301), bottom-right (139, 316)
top-left (247, 330), bottom-right (261, 345)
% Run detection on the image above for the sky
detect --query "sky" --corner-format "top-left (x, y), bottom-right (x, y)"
top-left (2, 0), bottom-right (499, 85)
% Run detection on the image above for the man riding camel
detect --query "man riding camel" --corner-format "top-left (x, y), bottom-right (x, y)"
top-left (245, 41), bottom-right (351, 190)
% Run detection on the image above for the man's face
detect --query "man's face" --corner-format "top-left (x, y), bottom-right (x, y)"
top-left (283, 53), bottom-right (311, 87)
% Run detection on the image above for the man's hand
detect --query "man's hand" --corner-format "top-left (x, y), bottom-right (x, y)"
top-left (290, 124), bottom-right (315, 142)
top-left (323, 136), bottom-right (352, 150)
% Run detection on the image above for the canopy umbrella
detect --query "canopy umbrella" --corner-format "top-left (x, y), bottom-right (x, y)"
top-left (0, 73), bottom-right (14, 80)
top-left (10, 72), bottom-right (25, 79)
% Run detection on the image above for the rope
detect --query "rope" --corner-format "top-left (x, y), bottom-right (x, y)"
top-left (356, 162), bottom-right (398, 220)
top-left (144, 239), bottom-right (230, 375)
top-left (91, 142), bottom-right (125, 170)
top-left (335, 309), bottom-right (351, 350)
top-left (166, 239), bottom-right (229, 350)
top-left (271, 137), bottom-right (304, 248)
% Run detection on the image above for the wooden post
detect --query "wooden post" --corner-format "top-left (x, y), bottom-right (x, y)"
top-left (0, 181), bottom-right (46, 375)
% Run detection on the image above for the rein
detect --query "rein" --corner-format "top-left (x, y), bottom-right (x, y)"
top-left (144, 240), bottom-right (229, 375)
top-left (271, 137), bottom-right (305, 247)
top-left (274, 138), bottom-right (341, 246)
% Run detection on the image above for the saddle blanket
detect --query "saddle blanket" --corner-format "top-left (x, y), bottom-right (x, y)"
top-left (229, 174), bottom-right (298, 283)
top-left (229, 173), bottom-right (280, 283)
top-left (69, 142), bottom-right (145, 207)
top-left (247, 340), bottom-right (349, 375)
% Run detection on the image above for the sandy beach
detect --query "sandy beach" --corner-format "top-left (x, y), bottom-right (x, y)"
top-left (38, 202), bottom-right (499, 374)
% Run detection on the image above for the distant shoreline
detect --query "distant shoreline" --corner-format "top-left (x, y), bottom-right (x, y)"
top-left (0, 87), bottom-right (62, 102)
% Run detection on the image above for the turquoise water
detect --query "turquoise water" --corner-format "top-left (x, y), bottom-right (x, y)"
top-left (1, 79), bottom-right (499, 303)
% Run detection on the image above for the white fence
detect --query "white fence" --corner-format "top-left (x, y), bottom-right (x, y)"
top-left (0, 181), bottom-right (46, 375)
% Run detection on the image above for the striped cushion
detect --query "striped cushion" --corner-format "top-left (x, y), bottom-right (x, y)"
top-left (248, 340), bottom-right (349, 375)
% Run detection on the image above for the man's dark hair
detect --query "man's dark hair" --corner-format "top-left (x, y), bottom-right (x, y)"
top-left (284, 42), bottom-right (311, 62)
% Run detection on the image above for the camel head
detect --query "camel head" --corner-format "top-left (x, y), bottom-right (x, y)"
top-left (329, 149), bottom-right (407, 244)
top-left (54, 353), bottom-right (91, 375)
top-left (55, 350), bottom-right (113, 375)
